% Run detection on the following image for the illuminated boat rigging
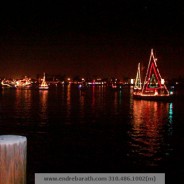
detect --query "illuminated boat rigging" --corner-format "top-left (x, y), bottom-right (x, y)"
top-left (39, 73), bottom-right (49, 90)
top-left (134, 62), bottom-right (142, 91)
top-left (133, 49), bottom-right (174, 101)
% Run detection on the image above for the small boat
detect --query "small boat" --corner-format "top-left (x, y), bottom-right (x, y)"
top-left (39, 73), bottom-right (49, 90)
top-left (1, 79), bottom-right (17, 89)
top-left (16, 76), bottom-right (33, 89)
top-left (133, 49), bottom-right (174, 101)
top-left (134, 62), bottom-right (142, 92)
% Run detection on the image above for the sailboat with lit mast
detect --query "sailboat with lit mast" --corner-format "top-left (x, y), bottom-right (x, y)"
top-left (39, 73), bottom-right (49, 90)
top-left (134, 62), bottom-right (142, 91)
top-left (133, 49), bottom-right (174, 101)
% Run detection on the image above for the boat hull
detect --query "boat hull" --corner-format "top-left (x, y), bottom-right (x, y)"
top-left (133, 93), bottom-right (174, 101)
top-left (39, 86), bottom-right (49, 90)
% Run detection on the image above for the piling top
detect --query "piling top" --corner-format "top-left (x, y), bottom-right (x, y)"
top-left (0, 135), bottom-right (27, 145)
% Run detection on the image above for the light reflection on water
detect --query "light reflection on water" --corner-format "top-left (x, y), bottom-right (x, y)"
top-left (0, 86), bottom-right (182, 182)
top-left (15, 90), bottom-right (33, 124)
top-left (168, 103), bottom-right (173, 124)
top-left (0, 87), bottom-right (174, 137)
top-left (66, 84), bottom-right (71, 123)
top-left (39, 90), bottom-right (48, 125)
top-left (129, 99), bottom-right (174, 166)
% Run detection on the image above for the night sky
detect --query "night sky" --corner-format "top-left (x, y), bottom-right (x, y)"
top-left (0, 0), bottom-right (184, 79)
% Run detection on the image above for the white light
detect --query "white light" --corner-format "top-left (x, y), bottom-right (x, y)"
top-left (130, 79), bottom-right (134, 84)
top-left (154, 91), bottom-right (158, 95)
top-left (161, 78), bottom-right (165, 85)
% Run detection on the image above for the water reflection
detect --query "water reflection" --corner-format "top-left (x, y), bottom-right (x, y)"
top-left (79, 90), bottom-right (85, 120)
top-left (92, 85), bottom-right (95, 107)
top-left (113, 91), bottom-right (118, 115)
top-left (15, 89), bottom-right (32, 124)
top-left (77, 86), bottom-right (125, 124)
top-left (66, 85), bottom-right (71, 123)
top-left (39, 90), bottom-right (48, 124)
top-left (118, 90), bottom-right (122, 105)
top-left (129, 100), bottom-right (173, 164)
top-left (168, 103), bottom-right (173, 124)
top-left (168, 103), bottom-right (173, 136)
top-left (15, 89), bottom-right (32, 107)
top-left (0, 86), bottom-right (181, 181)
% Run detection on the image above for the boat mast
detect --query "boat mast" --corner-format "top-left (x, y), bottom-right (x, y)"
top-left (43, 73), bottom-right (46, 83)
top-left (41, 72), bottom-right (47, 86)
top-left (142, 49), bottom-right (169, 94)
top-left (134, 62), bottom-right (142, 90)
top-left (142, 49), bottom-right (154, 93)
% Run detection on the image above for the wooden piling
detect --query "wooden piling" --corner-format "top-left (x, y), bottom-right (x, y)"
top-left (0, 135), bottom-right (27, 184)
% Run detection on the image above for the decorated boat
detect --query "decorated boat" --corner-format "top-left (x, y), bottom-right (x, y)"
top-left (133, 49), bottom-right (174, 101)
top-left (39, 73), bottom-right (49, 90)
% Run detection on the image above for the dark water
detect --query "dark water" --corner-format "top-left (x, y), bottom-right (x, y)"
top-left (0, 86), bottom-right (184, 183)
